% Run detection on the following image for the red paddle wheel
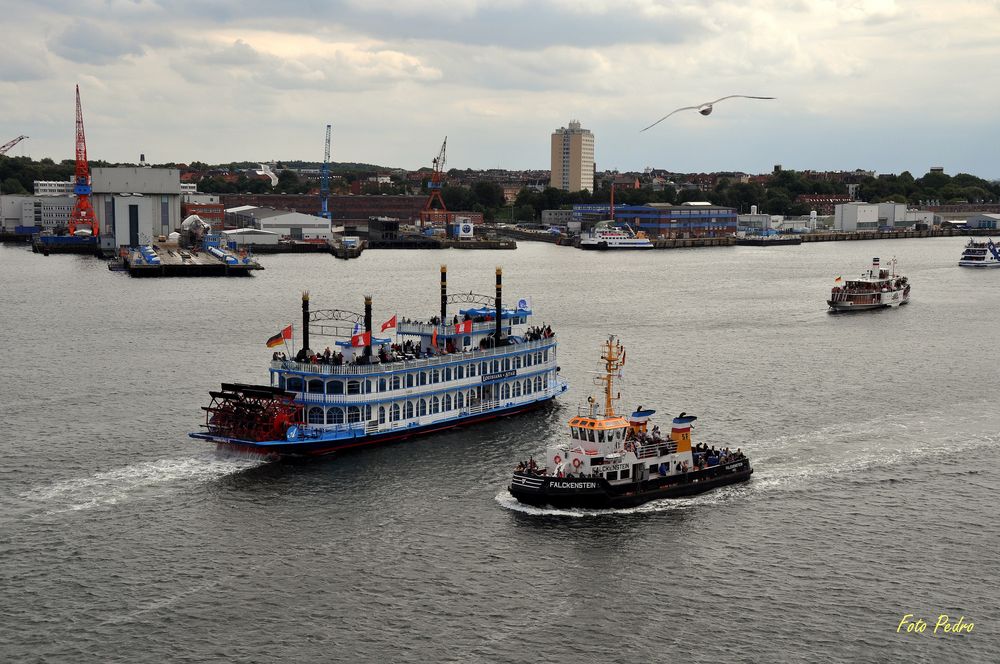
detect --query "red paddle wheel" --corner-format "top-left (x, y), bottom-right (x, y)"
top-left (202, 384), bottom-right (300, 442)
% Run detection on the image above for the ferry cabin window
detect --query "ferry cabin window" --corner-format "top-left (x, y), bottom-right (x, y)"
top-left (444, 393), bottom-right (452, 411)
top-left (308, 407), bottom-right (325, 424)
top-left (543, 349), bottom-right (549, 362)
top-left (328, 407), bottom-right (344, 424)
top-left (607, 471), bottom-right (618, 481)
top-left (525, 354), bottom-right (533, 367)
top-left (444, 367), bottom-right (452, 382)
top-left (405, 401), bottom-right (414, 419)
top-left (456, 392), bottom-right (464, 409)
top-left (534, 376), bottom-right (542, 392)
top-left (467, 364), bottom-right (476, 377)
top-left (491, 360), bottom-right (500, 373)
top-left (480, 362), bottom-right (488, 375)
top-left (307, 379), bottom-right (324, 393)
top-left (523, 379), bottom-right (532, 395)
top-left (405, 374), bottom-right (414, 388)
top-left (431, 369), bottom-right (440, 384)
top-left (514, 356), bottom-right (522, 369)
top-left (365, 379), bottom-right (374, 394)
top-left (588, 429), bottom-right (596, 443)
top-left (620, 469), bottom-right (630, 480)
top-left (391, 376), bottom-right (401, 391)
top-left (378, 378), bottom-right (387, 393)
top-left (463, 335), bottom-right (471, 347)
top-left (378, 406), bottom-right (386, 424)
top-left (649, 464), bottom-right (658, 473)
top-left (513, 382), bottom-right (522, 397)
top-left (329, 380), bottom-right (345, 394)
top-left (456, 365), bottom-right (464, 379)
top-left (347, 406), bottom-right (362, 423)
top-left (418, 399), bottom-right (427, 416)
top-left (418, 372), bottom-right (428, 386)
top-left (542, 374), bottom-right (548, 389)
top-left (390, 404), bottom-right (400, 422)
top-left (347, 380), bottom-right (361, 395)
top-left (571, 428), bottom-right (580, 440)
top-left (431, 396), bottom-right (440, 414)
top-left (597, 430), bottom-right (606, 443)
top-left (286, 377), bottom-right (303, 392)
top-left (502, 383), bottom-right (510, 399)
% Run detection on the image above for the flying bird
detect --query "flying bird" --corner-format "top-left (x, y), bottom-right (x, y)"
top-left (640, 95), bottom-right (776, 132)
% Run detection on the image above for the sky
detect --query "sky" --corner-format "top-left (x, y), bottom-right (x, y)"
top-left (1, 0), bottom-right (999, 177)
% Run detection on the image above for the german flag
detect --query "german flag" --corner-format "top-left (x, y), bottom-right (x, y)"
top-left (266, 325), bottom-right (293, 348)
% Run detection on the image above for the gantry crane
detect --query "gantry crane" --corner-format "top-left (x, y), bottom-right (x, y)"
top-left (320, 124), bottom-right (331, 220)
top-left (67, 85), bottom-right (99, 237)
top-left (420, 137), bottom-right (448, 226)
top-left (0, 135), bottom-right (28, 156)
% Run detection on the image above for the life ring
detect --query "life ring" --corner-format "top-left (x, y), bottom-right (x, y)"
top-left (553, 455), bottom-right (562, 465)
top-left (572, 458), bottom-right (582, 469)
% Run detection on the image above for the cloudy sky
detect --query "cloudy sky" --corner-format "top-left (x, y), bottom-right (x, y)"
top-left (2, 0), bottom-right (998, 176)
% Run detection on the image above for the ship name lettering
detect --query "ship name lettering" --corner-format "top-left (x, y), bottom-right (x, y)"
top-left (551, 482), bottom-right (597, 489)
top-left (482, 369), bottom-right (517, 383)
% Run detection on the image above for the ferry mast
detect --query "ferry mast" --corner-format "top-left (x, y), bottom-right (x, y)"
top-left (595, 335), bottom-right (625, 416)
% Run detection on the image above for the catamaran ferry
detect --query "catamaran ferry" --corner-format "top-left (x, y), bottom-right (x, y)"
top-left (190, 266), bottom-right (567, 456)
top-left (958, 238), bottom-right (1000, 268)
top-left (827, 257), bottom-right (910, 311)
top-left (508, 336), bottom-right (752, 509)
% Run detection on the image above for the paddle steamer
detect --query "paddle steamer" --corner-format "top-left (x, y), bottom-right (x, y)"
top-left (827, 257), bottom-right (910, 311)
top-left (508, 336), bottom-right (752, 509)
top-left (190, 267), bottom-right (567, 456)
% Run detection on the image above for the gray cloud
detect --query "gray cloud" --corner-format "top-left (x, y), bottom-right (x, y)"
top-left (47, 18), bottom-right (146, 65)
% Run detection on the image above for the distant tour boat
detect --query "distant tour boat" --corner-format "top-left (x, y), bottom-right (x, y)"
top-left (958, 238), bottom-right (1000, 268)
top-left (508, 336), bottom-right (752, 509)
top-left (579, 220), bottom-right (654, 250)
top-left (827, 257), bottom-right (910, 311)
top-left (190, 266), bottom-right (567, 457)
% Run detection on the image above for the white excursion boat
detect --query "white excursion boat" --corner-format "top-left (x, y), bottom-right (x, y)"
top-left (827, 257), bottom-right (910, 311)
top-left (958, 238), bottom-right (1000, 268)
top-left (579, 220), bottom-right (654, 250)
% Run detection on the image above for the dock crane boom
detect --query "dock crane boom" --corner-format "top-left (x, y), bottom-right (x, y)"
top-left (0, 135), bottom-right (28, 155)
top-left (67, 85), bottom-right (99, 237)
top-left (320, 124), bottom-right (331, 220)
top-left (420, 137), bottom-right (448, 226)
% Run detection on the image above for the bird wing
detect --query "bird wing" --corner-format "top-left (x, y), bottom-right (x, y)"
top-left (708, 95), bottom-right (776, 104)
top-left (639, 105), bottom-right (701, 132)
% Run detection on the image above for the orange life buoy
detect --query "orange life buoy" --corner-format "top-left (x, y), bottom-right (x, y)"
top-left (553, 455), bottom-right (562, 465)
top-left (572, 458), bottom-right (582, 469)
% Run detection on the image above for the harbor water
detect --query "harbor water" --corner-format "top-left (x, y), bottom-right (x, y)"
top-left (1, 238), bottom-right (996, 662)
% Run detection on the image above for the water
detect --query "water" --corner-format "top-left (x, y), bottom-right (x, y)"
top-left (1, 239), bottom-right (996, 662)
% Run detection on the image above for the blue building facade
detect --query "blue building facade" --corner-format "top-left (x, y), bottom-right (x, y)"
top-left (573, 204), bottom-right (737, 238)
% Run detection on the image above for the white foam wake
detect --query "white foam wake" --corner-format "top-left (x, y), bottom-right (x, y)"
top-left (20, 455), bottom-right (267, 514)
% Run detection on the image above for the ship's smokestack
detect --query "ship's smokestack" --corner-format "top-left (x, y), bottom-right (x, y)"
top-left (302, 291), bottom-right (310, 354)
top-left (440, 264), bottom-right (447, 324)
top-left (364, 295), bottom-right (373, 360)
top-left (495, 266), bottom-right (503, 346)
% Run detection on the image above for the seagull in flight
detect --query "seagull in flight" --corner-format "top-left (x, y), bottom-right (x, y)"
top-left (640, 95), bottom-right (776, 132)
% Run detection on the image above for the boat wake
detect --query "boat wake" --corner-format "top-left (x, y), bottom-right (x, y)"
top-left (18, 454), bottom-right (267, 515)
top-left (496, 412), bottom-right (1000, 517)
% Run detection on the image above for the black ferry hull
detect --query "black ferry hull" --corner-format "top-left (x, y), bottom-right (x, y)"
top-left (509, 460), bottom-right (752, 509)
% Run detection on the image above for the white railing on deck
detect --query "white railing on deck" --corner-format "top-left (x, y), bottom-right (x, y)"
top-left (272, 336), bottom-right (556, 376)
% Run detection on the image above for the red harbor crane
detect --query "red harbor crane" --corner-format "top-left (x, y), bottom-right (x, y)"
top-left (420, 137), bottom-right (448, 226)
top-left (67, 85), bottom-right (99, 237)
top-left (0, 135), bottom-right (28, 155)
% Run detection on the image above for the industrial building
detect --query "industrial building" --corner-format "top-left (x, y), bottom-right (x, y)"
top-left (550, 120), bottom-right (594, 193)
top-left (90, 167), bottom-right (182, 249)
top-left (834, 202), bottom-right (933, 231)
top-left (966, 213), bottom-right (1000, 229)
top-left (541, 209), bottom-right (573, 226)
top-left (0, 194), bottom-right (75, 232)
top-left (225, 206), bottom-right (332, 241)
top-left (34, 179), bottom-right (75, 196)
top-left (572, 203), bottom-right (737, 238)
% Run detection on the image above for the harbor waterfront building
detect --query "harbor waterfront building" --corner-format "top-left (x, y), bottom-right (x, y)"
top-left (225, 206), bottom-right (332, 241)
top-left (834, 202), bottom-right (929, 231)
top-left (91, 167), bottom-right (182, 250)
top-left (550, 120), bottom-right (594, 193)
top-left (572, 203), bottom-right (737, 238)
top-left (0, 194), bottom-right (74, 232)
top-left (33, 179), bottom-right (75, 196)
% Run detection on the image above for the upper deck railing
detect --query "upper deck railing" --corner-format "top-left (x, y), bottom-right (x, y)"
top-left (397, 319), bottom-right (516, 336)
top-left (272, 336), bottom-right (556, 376)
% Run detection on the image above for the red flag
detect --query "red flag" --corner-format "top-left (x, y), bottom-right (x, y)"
top-left (350, 331), bottom-right (370, 347)
top-left (454, 320), bottom-right (472, 334)
top-left (380, 314), bottom-right (397, 332)
top-left (266, 325), bottom-right (293, 348)
top-left (431, 326), bottom-right (438, 348)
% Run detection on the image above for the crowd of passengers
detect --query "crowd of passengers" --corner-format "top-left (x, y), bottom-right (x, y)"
top-left (514, 442), bottom-right (746, 478)
top-left (271, 320), bottom-right (555, 367)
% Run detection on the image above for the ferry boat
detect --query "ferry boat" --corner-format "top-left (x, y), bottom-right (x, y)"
top-left (827, 257), bottom-right (910, 311)
top-left (508, 336), bottom-right (752, 509)
top-left (958, 238), bottom-right (1000, 268)
top-left (579, 220), bottom-right (654, 250)
top-left (190, 266), bottom-right (567, 457)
